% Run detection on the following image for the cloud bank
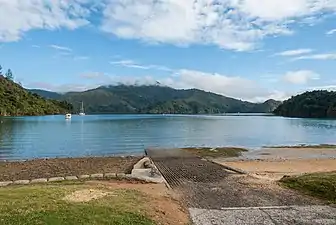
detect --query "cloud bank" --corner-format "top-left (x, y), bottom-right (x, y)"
top-left (1, 0), bottom-right (336, 51)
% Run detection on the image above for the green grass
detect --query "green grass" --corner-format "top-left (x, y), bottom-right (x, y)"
top-left (280, 172), bottom-right (336, 203)
top-left (182, 147), bottom-right (248, 158)
top-left (0, 182), bottom-right (154, 225)
top-left (264, 144), bottom-right (336, 149)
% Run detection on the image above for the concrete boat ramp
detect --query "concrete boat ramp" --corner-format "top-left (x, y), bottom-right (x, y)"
top-left (145, 148), bottom-right (336, 225)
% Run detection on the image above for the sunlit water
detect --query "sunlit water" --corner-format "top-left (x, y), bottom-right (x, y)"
top-left (0, 114), bottom-right (335, 161)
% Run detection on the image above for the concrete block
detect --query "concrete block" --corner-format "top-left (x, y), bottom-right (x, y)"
top-left (78, 175), bottom-right (90, 179)
top-left (116, 173), bottom-right (126, 178)
top-left (0, 181), bottom-right (13, 187)
top-left (65, 176), bottom-right (78, 180)
top-left (90, 174), bottom-right (104, 178)
top-left (31, 178), bottom-right (48, 183)
top-left (133, 157), bottom-right (151, 169)
top-left (104, 173), bottom-right (117, 178)
top-left (13, 180), bottom-right (30, 185)
top-left (48, 177), bottom-right (65, 182)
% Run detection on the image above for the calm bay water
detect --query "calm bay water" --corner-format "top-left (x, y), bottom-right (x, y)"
top-left (0, 114), bottom-right (335, 161)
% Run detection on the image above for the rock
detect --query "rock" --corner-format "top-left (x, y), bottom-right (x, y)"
top-left (90, 174), bottom-right (104, 178)
top-left (13, 180), bottom-right (30, 185)
top-left (48, 177), bottom-right (65, 182)
top-left (30, 178), bottom-right (48, 183)
top-left (65, 176), bottom-right (78, 180)
top-left (0, 181), bottom-right (13, 187)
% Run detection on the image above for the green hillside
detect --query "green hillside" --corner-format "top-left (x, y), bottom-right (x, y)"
top-left (57, 85), bottom-right (281, 114)
top-left (0, 75), bottom-right (73, 116)
top-left (274, 90), bottom-right (336, 118)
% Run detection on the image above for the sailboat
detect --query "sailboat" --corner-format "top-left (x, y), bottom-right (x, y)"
top-left (79, 101), bottom-right (85, 116)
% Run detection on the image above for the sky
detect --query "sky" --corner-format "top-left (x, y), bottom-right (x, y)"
top-left (0, 0), bottom-right (336, 102)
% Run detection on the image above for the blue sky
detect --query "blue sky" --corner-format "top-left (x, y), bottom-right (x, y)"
top-left (0, 0), bottom-right (336, 102)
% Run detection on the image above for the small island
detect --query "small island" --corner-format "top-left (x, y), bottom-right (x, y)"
top-left (274, 90), bottom-right (336, 118)
top-left (0, 65), bottom-right (73, 116)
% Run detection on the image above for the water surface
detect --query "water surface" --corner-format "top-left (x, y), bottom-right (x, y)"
top-left (0, 114), bottom-right (335, 161)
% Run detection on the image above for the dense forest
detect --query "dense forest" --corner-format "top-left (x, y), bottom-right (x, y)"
top-left (30, 85), bottom-right (281, 114)
top-left (274, 90), bottom-right (336, 118)
top-left (0, 65), bottom-right (73, 116)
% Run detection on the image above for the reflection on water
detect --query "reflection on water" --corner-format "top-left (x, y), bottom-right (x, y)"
top-left (0, 114), bottom-right (335, 161)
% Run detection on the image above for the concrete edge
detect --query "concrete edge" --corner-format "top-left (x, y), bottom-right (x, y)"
top-left (209, 159), bottom-right (248, 174)
top-left (148, 158), bottom-right (172, 189)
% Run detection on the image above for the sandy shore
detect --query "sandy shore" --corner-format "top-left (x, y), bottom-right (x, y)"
top-left (214, 147), bottom-right (336, 180)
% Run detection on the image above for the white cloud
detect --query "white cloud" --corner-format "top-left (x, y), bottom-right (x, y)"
top-left (293, 53), bottom-right (336, 60)
top-left (110, 60), bottom-right (150, 69)
top-left (110, 59), bottom-right (173, 71)
top-left (326, 29), bottom-right (336, 35)
top-left (31, 45), bottom-right (40, 48)
top-left (0, 0), bottom-right (91, 42)
top-left (309, 85), bottom-right (336, 91)
top-left (283, 70), bottom-right (320, 84)
top-left (275, 48), bottom-right (313, 56)
top-left (50, 44), bottom-right (72, 52)
top-left (101, 0), bottom-right (336, 51)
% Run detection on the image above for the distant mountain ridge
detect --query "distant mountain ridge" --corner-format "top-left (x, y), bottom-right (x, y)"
top-left (29, 85), bottom-right (282, 114)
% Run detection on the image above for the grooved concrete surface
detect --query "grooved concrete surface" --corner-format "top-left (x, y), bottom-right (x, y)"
top-left (146, 148), bottom-right (336, 224)
top-left (189, 205), bottom-right (336, 225)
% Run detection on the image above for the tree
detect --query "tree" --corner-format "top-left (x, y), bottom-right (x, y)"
top-left (0, 65), bottom-right (2, 75)
top-left (5, 69), bottom-right (13, 80)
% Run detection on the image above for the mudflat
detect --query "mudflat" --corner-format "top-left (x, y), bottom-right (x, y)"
top-left (0, 156), bottom-right (141, 181)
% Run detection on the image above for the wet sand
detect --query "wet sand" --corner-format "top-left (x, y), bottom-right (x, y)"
top-left (213, 147), bottom-right (336, 180)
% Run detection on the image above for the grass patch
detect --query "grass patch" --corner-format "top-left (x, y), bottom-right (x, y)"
top-left (182, 147), bottom-right (248, 158)
top-left (264, 144), bottom-right (336, 149)
top-left (0, 183), bottom-right (154, 225)
top-left (280, 172), bottom-right (336, 203)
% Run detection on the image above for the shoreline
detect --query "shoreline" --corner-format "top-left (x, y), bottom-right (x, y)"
top-left (1, 145), bottom-right (336, 182)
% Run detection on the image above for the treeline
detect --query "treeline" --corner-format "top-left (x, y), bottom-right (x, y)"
top-left (0, 64), bottom-right (73, 116)
top-left (274, 90), bottom-right (336, 118)
top-left (52, 85), bottom-right (281, 114)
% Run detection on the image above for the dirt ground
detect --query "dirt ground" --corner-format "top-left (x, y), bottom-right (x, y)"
top-left (214, 147), bottom-right (336, 181)
top-left (0, 156), bottom-right (141, 181)
top-left (88, 180), bottom-right (190, 225)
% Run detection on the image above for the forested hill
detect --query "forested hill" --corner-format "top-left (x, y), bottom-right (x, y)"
top-left (30, 85), bottom-right (281, 114)
top-left (0, 76), bottom-right (73, 116)
top-left (274, 90), bottom-right (336, 118)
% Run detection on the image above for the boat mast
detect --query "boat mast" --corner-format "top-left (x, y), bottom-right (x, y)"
top-left (80, 101), bottom-right (84, 113)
